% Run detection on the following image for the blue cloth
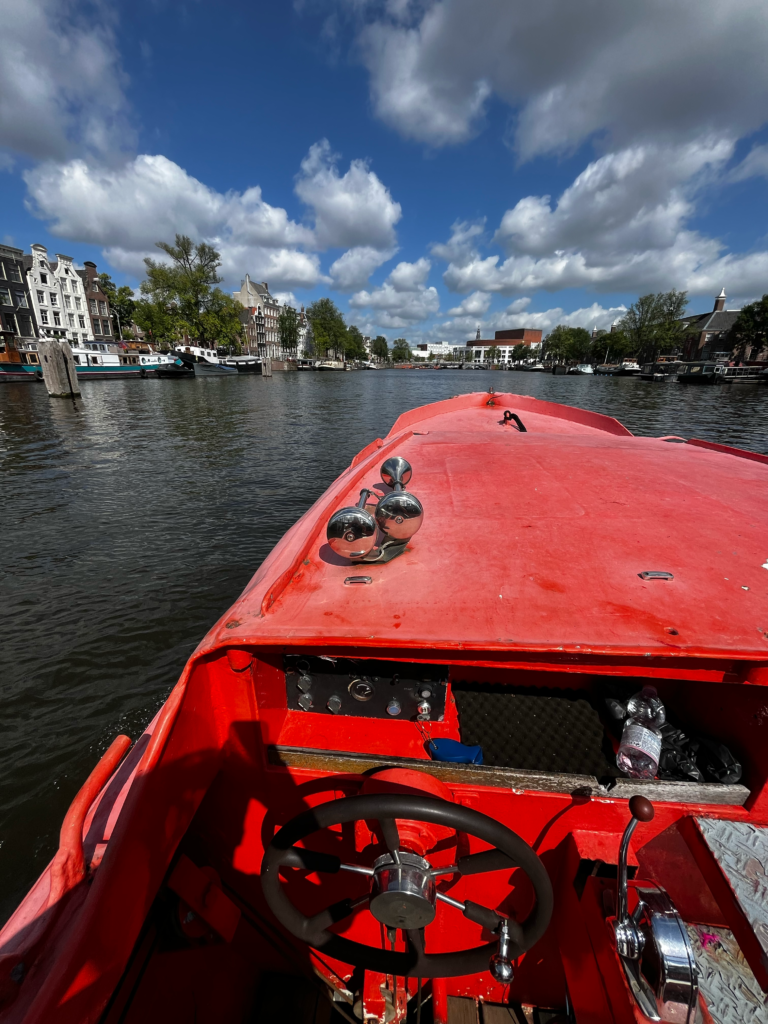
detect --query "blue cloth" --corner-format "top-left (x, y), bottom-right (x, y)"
top-left (428, 738), bottom-right (483, 765)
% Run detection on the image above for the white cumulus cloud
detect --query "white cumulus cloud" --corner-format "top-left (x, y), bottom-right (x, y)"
top-left (0, 0), bottom-right (133, 163)
top-left (350, 257), bottom-right (439, 327)
top-left (329, 245), bottom-right (397, 291)
top-left (295, 139), bottom-right (402, 251)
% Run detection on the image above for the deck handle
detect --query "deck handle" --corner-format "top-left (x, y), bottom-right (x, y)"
top-left (48, 734), bottom-right (132, 905)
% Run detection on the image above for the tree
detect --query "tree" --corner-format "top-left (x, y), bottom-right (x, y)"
top-left (307, 298), bottom-right (347, 358)
top-left (511, 343), bottom-right (528, 362)
top-left (372, 335), bottom-right (389, 362)
top-left (139, 234), bottom-right (242, 347)
top-left (592, 329), bottom-right (633, 365)
top-left (132, 297), bottom-right (180, 350)
top-left (302, 321), bottom-right (316, 358)
top-left (731, 295), bottom-right (768, 361)
top-left (391, 338), bottom-right (411, 362)
top-left (98, 273), bottom-right (136, 340)
top-left (279, 305), bottom-right (300, 355)
top-left (487, 345), bottom-right (501, 364)
top-left (544, 325), bottom-right (571, 363)
top-left (619, 290), bottom-right (688, 362)
top-left (345, 324), bottom-right (367, 360)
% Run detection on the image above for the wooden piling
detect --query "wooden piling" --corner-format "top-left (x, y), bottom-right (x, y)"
top-left (38, 340), bottom-right (81, 398)
top-left (261, 357), bottom-right (272, 377)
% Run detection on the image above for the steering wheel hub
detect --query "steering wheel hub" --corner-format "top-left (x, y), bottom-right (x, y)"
top-left (370, 851), bottom-right (436, 929)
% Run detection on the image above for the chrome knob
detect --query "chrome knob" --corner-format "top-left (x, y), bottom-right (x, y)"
top-left (375, 490), bottom-right (424, 542)
top-left (297, 692), bottom-right (313, 711)
top-left (380, 457), bottom-right (412, 490)
top-left (327, 489), bottom-right (377, 560)
top-left (327, 695), bottom-right (342, 714)
top-left (297, 674), bottom-right (312, 693)
top-left (417, 701), bottom-right (431, 718)
top-left (489, 919), bottom-right (514, 984)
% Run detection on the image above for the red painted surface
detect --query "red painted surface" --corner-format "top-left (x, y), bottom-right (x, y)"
top-left (1, 393), bottom-right (767, 1023)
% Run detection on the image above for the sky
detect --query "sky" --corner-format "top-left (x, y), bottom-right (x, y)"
top-left (2, 0), bottom-right (768, 344)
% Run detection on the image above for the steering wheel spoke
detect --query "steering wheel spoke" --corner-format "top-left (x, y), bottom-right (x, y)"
top-left (378, 817), bottom-right (402, 858)
top-left (457, 849), bottom-right (517, 875)
top-left (303, 894), bottom-right (369, 941)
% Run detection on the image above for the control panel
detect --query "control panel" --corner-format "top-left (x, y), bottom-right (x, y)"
top-left (284, 655), bottom-right (448, 721)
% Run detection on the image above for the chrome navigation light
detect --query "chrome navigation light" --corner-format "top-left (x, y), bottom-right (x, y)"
top-left (326, 489), bottom-right (377, 560)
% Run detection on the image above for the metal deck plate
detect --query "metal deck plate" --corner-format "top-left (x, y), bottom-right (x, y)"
top-left (687, 924), bottom-right (768, 1024)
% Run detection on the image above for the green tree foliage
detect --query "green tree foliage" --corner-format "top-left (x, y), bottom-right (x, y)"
top-left (302, 322), bottom-right (316, 358)
top-left (278, 305), bottom-right (300, 354)
top-left (307, 297), bottom-right (347, 358)
top-left (98, 273), bottom-right (136, 339)
top-left (132, 298), bottom-right (180, 349)
top-left (486, 345), bottom-right (501, 363)
top-left (511, 343), bottom-right (528, 362)
top-left (345, 324), bottom-right (367, 360)
top-left (372, 335), bottom-right (389, 361)
top-left (391, 338), bottom-right (411, 362)
top-left (544, 325), bottom-right (592, 363)
top-left (592, 329), bottom-right (634, 365)
top-left (618, 290), bottom-right (688, 361)
top-left (731, 295), bottom-right (768, 359)
top-left (139, 235), bottom-right (242, 347)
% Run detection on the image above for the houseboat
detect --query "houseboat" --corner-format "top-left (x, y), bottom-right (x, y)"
top-left (713, 365), bottom-right (765, 385)
top-left (2, 391), bottom-right (768, 1024)
top-left (71, 341), bottom-right (172, 379)
top-left (0, 331), bottom-right (42, 381)
top-left (639, 360), bottom-right (683, 382)
top-left (676, 362), bottom-right (720, 385)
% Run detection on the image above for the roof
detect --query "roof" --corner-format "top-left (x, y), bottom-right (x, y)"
top-left (203, 392), bottom-right (768, 663)
top-left (680, 310), bottom-right (740, 334)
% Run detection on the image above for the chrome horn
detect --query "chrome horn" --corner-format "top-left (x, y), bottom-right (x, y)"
top-left (375, 458), bottom-right (424, 543)
top-left (326, 489), bottom-right (377, 560)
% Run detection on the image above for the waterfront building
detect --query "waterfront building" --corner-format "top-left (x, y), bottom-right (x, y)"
top-left (678, 289), bottom-right (742, 361)
top-left (0, 245), bottom-right (38, 361)
top-left (26, 244), bottom-right (82, 346)
top-left (77, 262), bottom-right (115, 343)
top-left (233, 275), bottom-right (280, 356)
top-left (415, 341), bottom-right (458, 360)
top-left (461, 328), bottom-right (543, 364)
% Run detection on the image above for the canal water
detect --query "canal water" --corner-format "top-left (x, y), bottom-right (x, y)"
top-left (0, 370), bottom-right (766, 922)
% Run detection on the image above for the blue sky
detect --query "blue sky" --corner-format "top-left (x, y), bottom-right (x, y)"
top-left (3, 0), bottom-right (768, 342)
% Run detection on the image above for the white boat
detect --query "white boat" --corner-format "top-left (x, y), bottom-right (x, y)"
top-left (174, 345), bottom-right (238, 375)
top-left (570, 363), bottom-right (594, 375)
top-left (315, 360), bottom-right (347, 371)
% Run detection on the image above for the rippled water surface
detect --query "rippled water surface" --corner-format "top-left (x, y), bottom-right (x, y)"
top-left (1, 369), bottom-right (766, 922)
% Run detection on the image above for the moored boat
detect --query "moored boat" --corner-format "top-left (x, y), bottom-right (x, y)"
top-left (154, 356), bottom-right (195, 379)
top-left (3, 391), bottom-right (768, 1024)
top-left (676, 361), bottom-right (720, 385)
top-left (639, 359), bottom-right (683, 381)
top-left (70, 341), bottom-right (172, 379)
top-left (713, 364), bottom-right (765, 385)
top-left (568, 363), bottom-right (594, 374)
top-left (174, 345), bottom-right (239, 375)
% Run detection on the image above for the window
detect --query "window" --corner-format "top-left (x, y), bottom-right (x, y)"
top-left (93, 320), bottom-right (101, 335)
top-left (53, 312), bottom-right (61, 326)
top-left (15, 292), bottom-right (28, 308)
top-left (0, 288), bottom-right (10, 305)
top-left (92, 281), bottom-right (99, 292)
top-left (102, 319), bottom-right (111, 335)
top-left (90, 300), bottom-right (97, 314)
top-left (68, 314), bottom-right (75, 326)
top-left (40, 273), bottom-right (48, 285)
top-left (72, 280), bottom-right (79, 294)
top-left (61, 280), bottom-right (68, 292)
top-left (78, 315), bottom-right (85, 329)
top-left (50, 293), bottom-right (58, 307)
top-left (9, 265), bottom-right (21, 283)
top-left (40, 310), bottom-right (49, 325)
top-left (98, 301), bottom-right (107, 315)
top-left (37, 290), bottom-right (45, 304)
top-left (64, 267), bottom-right (70, 276)
top-left (20, 317), bottom-right (32, 337)
top-left (5, 313), bottom-right (17, 334)
top-left (0, 263), bottom-right (5, 280)
top-left (64, 295), bottom-right (71, 309)
top-left (75, 297), bottom-right (81, 310)
top-left (99, 344), bottom-right (105, 352)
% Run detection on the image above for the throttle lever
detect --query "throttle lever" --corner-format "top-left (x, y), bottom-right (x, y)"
top-left (614, 795), bottom-right (654, 959)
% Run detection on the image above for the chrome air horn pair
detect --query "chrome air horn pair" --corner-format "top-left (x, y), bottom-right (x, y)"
top-left (326, 456), bottom-right (423, 563)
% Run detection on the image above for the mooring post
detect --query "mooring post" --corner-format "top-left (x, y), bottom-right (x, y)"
top-left (38, 340), bottom-right (82, 399)
top-left (261, 357), bottom-right (272, 377)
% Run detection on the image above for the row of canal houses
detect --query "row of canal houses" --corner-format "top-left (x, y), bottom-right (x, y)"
top-left (0, 243), bottom-right (114, 371)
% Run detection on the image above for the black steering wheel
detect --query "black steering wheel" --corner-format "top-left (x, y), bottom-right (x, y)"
top-left (261, 793), bottom-right (553, 978)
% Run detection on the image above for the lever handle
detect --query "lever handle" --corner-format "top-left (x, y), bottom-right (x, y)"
top-left (629, 795), bottom-right (654, 822)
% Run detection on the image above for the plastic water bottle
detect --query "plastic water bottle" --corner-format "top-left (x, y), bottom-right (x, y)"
top-left (616, 686), bottom-right (666, 779)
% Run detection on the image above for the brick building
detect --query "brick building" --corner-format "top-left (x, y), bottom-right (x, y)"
top-left (77, 261), bottom-right (114, 343)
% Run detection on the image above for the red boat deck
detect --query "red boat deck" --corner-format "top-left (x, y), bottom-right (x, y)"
top-left (1, 392), bottom-right (767, 1024)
